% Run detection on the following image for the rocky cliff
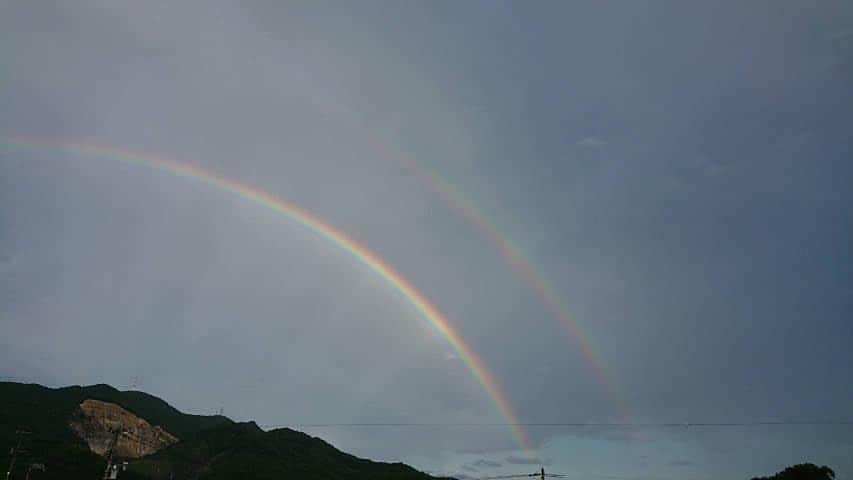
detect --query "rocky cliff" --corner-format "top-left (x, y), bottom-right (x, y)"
top-left (69, 399), bottom-right (178, 458)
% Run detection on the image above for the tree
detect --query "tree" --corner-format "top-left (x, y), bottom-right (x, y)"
top-left (751, 463), bottom-right (835, 480)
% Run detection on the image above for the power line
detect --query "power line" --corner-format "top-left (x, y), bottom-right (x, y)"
top-left (480, 468), bottom-right (569, 479)
top-left (258, 420), bottom-right (853, 429)
top-left (479, 475), bottom-right (562, 479)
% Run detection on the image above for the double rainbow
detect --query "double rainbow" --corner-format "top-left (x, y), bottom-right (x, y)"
top-left (293, 80), bottom-right (630, 420)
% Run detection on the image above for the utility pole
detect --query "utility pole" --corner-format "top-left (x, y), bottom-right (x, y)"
top-left (5, 428), bottom-right (30, 480)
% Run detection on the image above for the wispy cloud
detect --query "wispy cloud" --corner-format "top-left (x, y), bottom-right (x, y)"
top-left (577, 137), bottom-right (607, 149)
top-left (473, 459), bottom-right (502, 468)
top-left (830, 28), bottom-right (853, 39)
top-left (505, 456), bottom-right (551, 466)
top-left (453, 474), bottom-right (477, 480)
top-left (695, 155), bottom-right (734, 179)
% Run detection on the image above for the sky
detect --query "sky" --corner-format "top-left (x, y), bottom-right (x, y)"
top-left (2, 1), bottom-right (853, 478)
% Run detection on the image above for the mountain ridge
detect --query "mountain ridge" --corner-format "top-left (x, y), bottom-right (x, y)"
top-left (0, 381), bottom-right (448, 480)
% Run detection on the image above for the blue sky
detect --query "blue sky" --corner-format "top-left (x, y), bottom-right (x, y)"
top-left (2, 2), bottom-right (852, 478)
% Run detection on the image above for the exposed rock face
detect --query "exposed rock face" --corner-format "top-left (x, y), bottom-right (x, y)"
top-left (69, 399), bottom-right (178, 458)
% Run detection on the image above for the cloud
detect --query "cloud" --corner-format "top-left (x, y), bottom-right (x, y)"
top-left (505, 456), bottom-right (551, 466)
top-left (473, 459), bottom-right (502, 468)
top-left (458, 459), bottom-right (502, 473)
top-left (831, 28), bottom-right (853, 39)
top-left (453, 475), bottom-right (477, 480)
top-left (703, 161), bottom-right (732, 178)
top-left (576, 137), bottom-right (607, 148)
top-left (695, 156), bottom-right (734, 179)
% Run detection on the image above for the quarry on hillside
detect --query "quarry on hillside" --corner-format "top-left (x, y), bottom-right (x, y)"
top-left (68, 399), bottom-right (178, 458)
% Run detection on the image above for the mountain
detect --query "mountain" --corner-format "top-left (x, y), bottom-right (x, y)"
top-left (0, 382), bottom-right (445, 480)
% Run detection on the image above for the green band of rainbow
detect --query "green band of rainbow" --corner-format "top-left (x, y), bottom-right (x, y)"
top-left (1, 134), bottom-right (533, 450)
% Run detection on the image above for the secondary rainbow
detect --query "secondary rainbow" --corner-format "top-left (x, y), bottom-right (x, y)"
top-left (368, 137), bottom-right (633, 421)
top-left (0, 134), bottom-right (533, 450)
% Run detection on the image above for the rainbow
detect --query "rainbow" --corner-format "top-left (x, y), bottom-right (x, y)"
top-left (368, 138), bottom-right (633, 421)
top-left (0, 134), bottom-right (534, 450)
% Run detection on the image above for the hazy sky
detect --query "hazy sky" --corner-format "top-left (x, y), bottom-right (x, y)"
top-left (2, 2), bottom-right (852, 479)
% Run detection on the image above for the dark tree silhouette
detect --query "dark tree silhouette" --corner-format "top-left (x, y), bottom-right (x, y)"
top-left (751, 463), bottom-right (835, 480)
